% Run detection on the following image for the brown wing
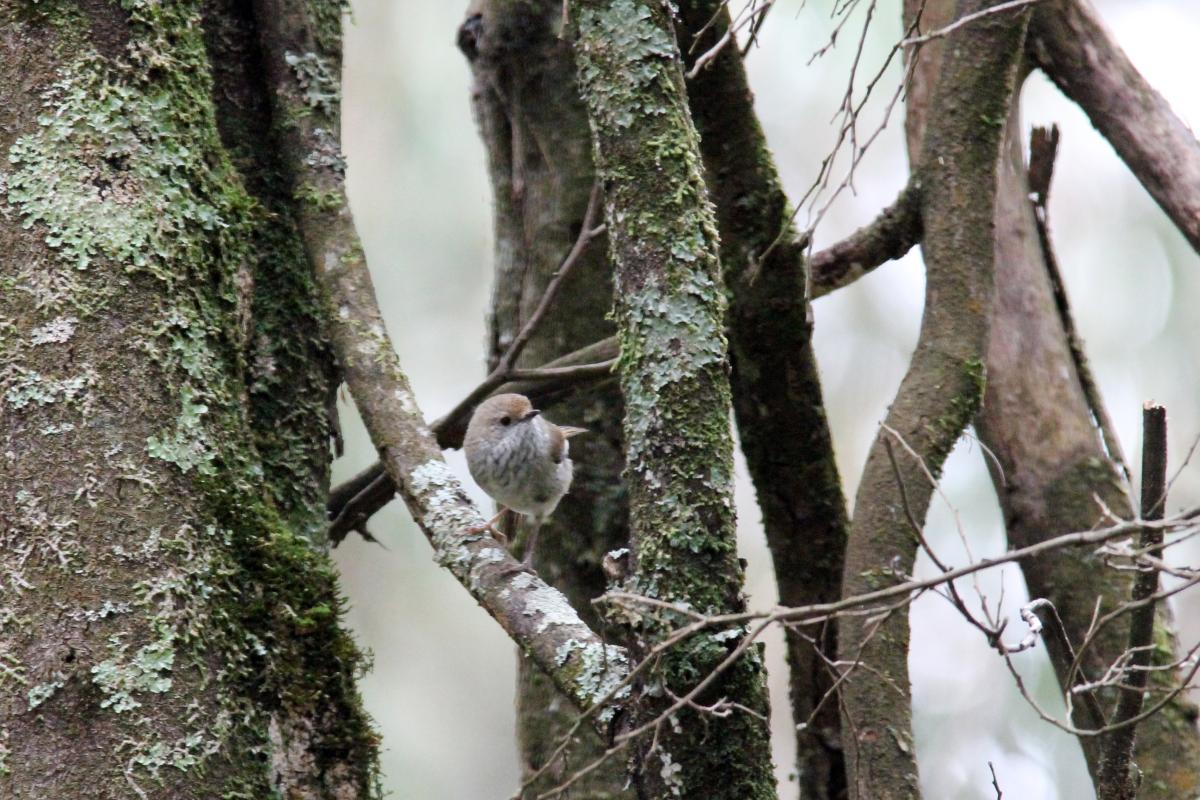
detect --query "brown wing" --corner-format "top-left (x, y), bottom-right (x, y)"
top-left (549, 425), bottom-right (588, 464)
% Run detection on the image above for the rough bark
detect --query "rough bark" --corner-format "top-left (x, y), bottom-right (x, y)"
top-left (0, 1), bottom-right (378, 796)
top-left (676, 4), bottom-right (850, 797)
top-left (1028, 0), bottom-right (1200, 255)
top-left (839, 2), bottom-right (1030, 798)
top-left (458, 2), bottom-right (631, 795)
top-left (905, 0), bottom-right (1200, 793)
top-left (570, 1), bottom-right (776, 797)
top-left (809, 181), bottom-right (923, 299)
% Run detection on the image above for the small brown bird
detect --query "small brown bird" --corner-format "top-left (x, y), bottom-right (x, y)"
top-left (463, 393), bottom-right (586, 567)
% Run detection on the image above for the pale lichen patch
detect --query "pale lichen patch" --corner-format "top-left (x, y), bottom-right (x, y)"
top-left (510, 572), bottom-right (586, 634)
top-left (29, 315), bottom-right (77, 345)
top-left (555, 637), bottom-right (631, 714)
top-left (284, 51), bottom-right (339, 117)
top-left (90, 633), bottom-right (176, 713)
top-left (409, 459), bottom-right (486, 560)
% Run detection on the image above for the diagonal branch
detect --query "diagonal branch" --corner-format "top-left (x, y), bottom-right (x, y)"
top-left (250, 0), bottom-right (626, 725)
top-left (1028, 0), bottom-right (1200, 254)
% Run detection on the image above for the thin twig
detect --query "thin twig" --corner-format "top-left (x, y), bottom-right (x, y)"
top-left (900, 0), bottom-right (1043, 47)
top-left (498, 182), bottom-right (605, 374)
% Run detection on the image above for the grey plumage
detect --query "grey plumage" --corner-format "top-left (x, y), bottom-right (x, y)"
top-left (463, 394), bottom-right (585, 566)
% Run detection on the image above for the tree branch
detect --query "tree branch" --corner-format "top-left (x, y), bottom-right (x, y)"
top-left (1028, 125), bottom-right (1131, 484)
top-left (839, 1), bottom-right (1032, 797)
top-left (809, 178), bottom-right (924, 299)
top-left (1028, 0), bottom-right (1200, 254)
top-left (1098, 404), bottom-right (1167, 800)
top-left (251, 0), bottom-right (627, 725)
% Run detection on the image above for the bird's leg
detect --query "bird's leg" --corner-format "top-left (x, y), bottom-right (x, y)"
top-left (468, 508), bottom-right (510, 545)
top-left (520, 521), bottom-right (542, 569)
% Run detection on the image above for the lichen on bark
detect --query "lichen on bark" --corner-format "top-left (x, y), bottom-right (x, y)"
top-left (675, 2), bottom-right (850, 795)
top-left (570, 2), bottom-right (776, 797)
top-left (0, 1), bottom-right (380, 796)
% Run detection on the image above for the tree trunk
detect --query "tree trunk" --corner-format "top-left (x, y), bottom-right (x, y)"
top-left (0, 2), bottom-right (379, 796)
top-left (458, 1), bottom-right (631, 796)
top-left (905, 0), bottom-right (1200, 793)
top-left (675, 4), bottom-right (850, 797)
top-left (570, 1), bottom-right (778, 797)
top-left (839, 2), bottom-right (1030, 797)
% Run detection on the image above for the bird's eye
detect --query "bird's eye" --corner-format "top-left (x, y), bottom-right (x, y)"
top-left (500, 416), bottom-right (511, 426)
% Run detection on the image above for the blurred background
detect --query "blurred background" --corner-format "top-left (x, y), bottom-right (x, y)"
top-left (335, 2), bottom-right (1200, 797)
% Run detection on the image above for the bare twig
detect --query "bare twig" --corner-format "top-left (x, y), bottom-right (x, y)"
top-left (900, 0), bottom-right (1045, 47)
top-left (496, 182), bottom-right (605, 376)
top-left (1028, 124), bottom-right (1132, 486)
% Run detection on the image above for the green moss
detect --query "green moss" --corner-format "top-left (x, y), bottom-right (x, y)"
top-left (294, 181), bottom-right (344, 213)
top-left (927, 355), bottom-right (987, 475)
top-left (572, 2), bottom-right (775, 794)
top-left (2, 0), bottom-right (379, 793)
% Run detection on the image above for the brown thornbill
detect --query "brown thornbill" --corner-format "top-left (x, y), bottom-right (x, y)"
top-left (463, 393), bottom-right (586, 567)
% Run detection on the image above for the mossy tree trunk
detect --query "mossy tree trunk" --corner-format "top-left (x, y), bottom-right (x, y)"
top-left (838, 2), bottom-right (1030, 798)
top-left (0, 2), bottom-right (379, 797)
top-left (675, 4), bottom-right (851, 797)
top-left (569, 2), bottom-right (777, 797)
top-left (457, 1), bottom-right (631, 796)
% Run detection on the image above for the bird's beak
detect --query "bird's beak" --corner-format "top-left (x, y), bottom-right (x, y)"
top-left (522, 409), bottom-right (541, 422)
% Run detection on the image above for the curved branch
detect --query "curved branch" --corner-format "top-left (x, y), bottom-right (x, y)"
top-left (251, 0), bottom-right (626, 724)
top-left (838, 1), bottom-right (1032, 797)
top-left (1028, 0), bottom-right (1200, 254)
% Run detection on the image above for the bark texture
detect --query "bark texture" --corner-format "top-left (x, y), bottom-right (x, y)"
top-left (839, 2), bottom-right (1030, 798)
top-left (0, 1), bottom-right (378, 796)
top-left (676, 4), bottom-right (850, 798)
top-left (459, 2), bottom-right (631, 795)
top-left (906, 0), bottom-right (1200, 793)
top-left (571, 1), bottom-right (775, 797)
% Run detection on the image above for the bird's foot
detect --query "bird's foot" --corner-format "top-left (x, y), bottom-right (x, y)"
top-left (467, 509), bottom-right (509, 544)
